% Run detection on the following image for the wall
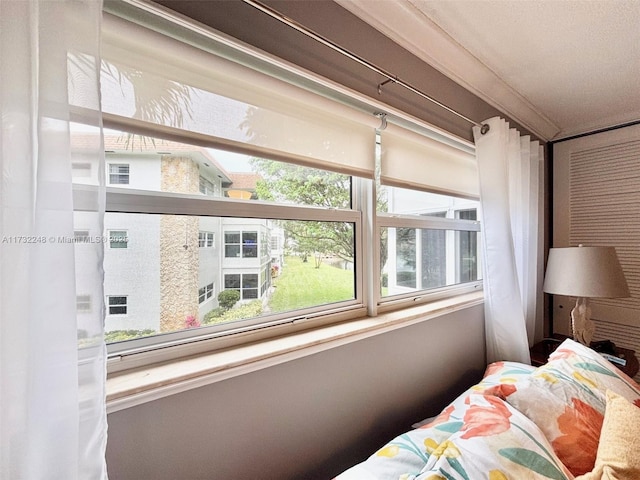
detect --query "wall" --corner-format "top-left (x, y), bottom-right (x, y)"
top-left (105, 2), bottom-right (489, 477)
top-left (551, 123), bottom-right (640, 381)
top-left (106, 303), bottom-right (485, 479)
top-left (153, 0), bottom-right (536, 144)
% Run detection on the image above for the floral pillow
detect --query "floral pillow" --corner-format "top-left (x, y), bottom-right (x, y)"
top-left (412, 394), bottom-right (573, 480)
top-left (504, 339), bottom-right (640, 476)
top-left (334, 362), bottom-right (536, 480)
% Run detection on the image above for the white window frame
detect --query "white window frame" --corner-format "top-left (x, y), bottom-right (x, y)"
top-left (199, 231), bottom-right (214, 248)
top-left (76, 294), bottom-right (92, 313)
top-left (108, 163), bottom-right (130, 185)
top-left (107, 295), bottom-right (128, 315)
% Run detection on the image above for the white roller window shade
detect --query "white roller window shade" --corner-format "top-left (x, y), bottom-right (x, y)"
top-left (380, 123), bottom-right (479, 199)
top-left (100, 14), bottom-right (377, 177)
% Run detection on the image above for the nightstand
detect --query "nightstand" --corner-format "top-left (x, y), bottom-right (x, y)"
top-left (529, 334), bottom-right (639, 378)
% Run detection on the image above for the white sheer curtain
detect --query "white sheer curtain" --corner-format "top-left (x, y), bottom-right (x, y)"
top-left (1, 1), bottom-right (107, 479)
top-left (473, 117), bottom-right (544, 364)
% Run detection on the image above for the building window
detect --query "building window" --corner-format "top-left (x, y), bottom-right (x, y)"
top-left (109, 230), bottom-right (128, 249)
top-left (198, 283), bottom-right (214, 304)
top-left (74, 230), bottom-right (91, 243)
top-left (108, 164), bottom-right (129, 185)
top-left (199, 176), bottom-right (215, 196)
top-left (224, 231), bottom-right (258, 258)
top-left (199, 231), bottom-right (214, 248)
top-left (107, 296), bottom-right (127, 315)
top-left (76, 294), bottom-right (91, 312)
top-left (225, 273), bottom-right (259, 300)
top-left (72, 162), bottom-right (91, 178)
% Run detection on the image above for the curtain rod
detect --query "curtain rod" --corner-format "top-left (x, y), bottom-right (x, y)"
top-left (242, 0), bottom-right (490, 135)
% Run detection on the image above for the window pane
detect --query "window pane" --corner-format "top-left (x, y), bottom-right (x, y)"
top-left (109, 230), bottom-right (128, 249)
top-left (99, 132), bottom-right (351, 207)
top-left (381, 226), bottom-right (479, 297)
top-left (85, 212), bottom-right (356, 344)
top-left (378, 185), bottom-right (479, 215)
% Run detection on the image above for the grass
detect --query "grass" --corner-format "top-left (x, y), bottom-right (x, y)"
top-left (269, 255), bottom-right (355, 312)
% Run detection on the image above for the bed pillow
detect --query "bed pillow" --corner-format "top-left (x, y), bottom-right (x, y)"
top-left (504, 339), bottom-right (640, 476)
top-left (334, 362), bottom-right (536, 480)
top-left (414, 394), bottom-right (573, 480)
top-left (575, 390), bottom-right (640, 480)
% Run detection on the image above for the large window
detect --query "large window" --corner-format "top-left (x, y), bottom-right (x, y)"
top-left (69, 8), bottom-right (481, 362)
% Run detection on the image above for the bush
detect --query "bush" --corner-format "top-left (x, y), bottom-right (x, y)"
top-left (204, 301), bottom-right (263, 325)
top-left (105, 329), bottom-right (156, 343)
top-left (218, 289), bottom-right (240, 311)
top-left (203, 307), bottom-right (226, 324)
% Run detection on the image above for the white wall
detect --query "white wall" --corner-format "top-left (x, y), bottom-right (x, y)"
top-left (105, 303), bottom-right (485, 480)
top-left (104, 213), bottom-right (161, 332)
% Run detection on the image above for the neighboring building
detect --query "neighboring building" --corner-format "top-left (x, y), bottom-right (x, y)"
top-left (72, 135), bottom-right (279, 335)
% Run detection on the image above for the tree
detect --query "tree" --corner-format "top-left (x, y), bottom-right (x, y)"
top-left (251, 159), bottom-right (355, 265)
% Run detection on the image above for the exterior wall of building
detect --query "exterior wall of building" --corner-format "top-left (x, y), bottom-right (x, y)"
top-left (198, 215), bottom-right (223, 320)
top-left (104, 213), bottom-right (162, 332)
top-left (159, 155), bottom-right (200, 332)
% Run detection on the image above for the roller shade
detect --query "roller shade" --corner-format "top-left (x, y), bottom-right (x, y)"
top-left (100, 14), bottom-right (377, 178)
top-left (380, 123), bottom-right (479, 199)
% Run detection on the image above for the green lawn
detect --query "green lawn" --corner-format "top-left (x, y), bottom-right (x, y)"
top-left (269, 256), bottom-right (355, 312)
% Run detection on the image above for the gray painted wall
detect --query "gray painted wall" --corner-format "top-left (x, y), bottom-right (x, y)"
top-left (105, 2), bottom-right (490, 477)
top-left (106, 304), bottom-right (485, 479)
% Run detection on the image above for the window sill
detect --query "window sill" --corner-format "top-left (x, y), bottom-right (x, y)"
top-left (106, 291), bottom-right (483, 413)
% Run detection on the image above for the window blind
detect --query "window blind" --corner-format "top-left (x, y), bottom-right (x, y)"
top-left (569, 138), bottom-right (640, 317)
top-left (100, 13), bottom-right (378, 178)
top-left (379, 122), bottom-right (479, 199)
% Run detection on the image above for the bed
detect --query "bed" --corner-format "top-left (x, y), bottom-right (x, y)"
top-left (334, 339), bottom-right (640, 479)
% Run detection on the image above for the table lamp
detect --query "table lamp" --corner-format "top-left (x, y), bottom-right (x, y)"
top-left (542, 245), bottom-right (629, 345)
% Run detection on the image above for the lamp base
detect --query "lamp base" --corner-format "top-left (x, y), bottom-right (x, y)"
top-left (571, 296), bottom-right (595, 346)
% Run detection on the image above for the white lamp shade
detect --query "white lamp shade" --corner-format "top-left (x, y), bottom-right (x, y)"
top-left (543, 246), bottom-right (629, 298)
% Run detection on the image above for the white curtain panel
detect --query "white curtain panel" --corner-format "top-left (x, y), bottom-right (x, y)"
top-left (1, 1), bottom-right (107, 479)
top-left (473, 117), bottom-right (543, 364)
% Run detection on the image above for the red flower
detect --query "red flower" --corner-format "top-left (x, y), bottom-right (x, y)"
top-left (460, 396), bottom-right (512, 439)
top-left (551, 398), bottom-right (603, 476)
top-left (480, 383), bottom-right (517, 399)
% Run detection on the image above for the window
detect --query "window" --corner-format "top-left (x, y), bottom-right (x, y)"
top-left (108, 296), bottom-right (128, 315)
top-left (378, 186), bottom-right (481, 302)
top-left (109, 230), bottom-right (128, 249)
top-left (76, 294), bottom-right (91, 312)
top-left (72, 9), bottom-right (481, 363)
top-left (199, 283), bottom-right (214, 304)
top-left (225, 273), bottom-right (259, 300)
top-left (199, 176), bottom-right (215, 196)
top-left (199, 232), bottom-right (214, 248)
top-left (74, 230), bottom-right (91, 243)
top-left (225, 231), bottom-right (258, 258)
top-left (72, 162), bottom-right (91, 177)
top-left (108, 164), bottom-right (129, 185)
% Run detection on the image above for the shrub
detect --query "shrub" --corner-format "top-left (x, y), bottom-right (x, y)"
top-left (104, 329), bottom-right (156, 343)
top-left (218, 289), bottom-right (240, 311)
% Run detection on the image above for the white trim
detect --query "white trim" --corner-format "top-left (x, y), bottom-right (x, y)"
top-left (335, 0), bottom-right (560, 141)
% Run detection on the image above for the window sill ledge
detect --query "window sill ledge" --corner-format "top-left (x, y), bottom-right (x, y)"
top-left (106, 291), bottom-right (483, 413)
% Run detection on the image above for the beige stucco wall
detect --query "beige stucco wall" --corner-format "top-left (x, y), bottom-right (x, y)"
top-left (159, 156), bottom-right (200, 332)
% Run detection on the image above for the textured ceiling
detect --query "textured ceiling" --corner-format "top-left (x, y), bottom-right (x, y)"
top-left (337, 0), bottom-right (640, 140)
